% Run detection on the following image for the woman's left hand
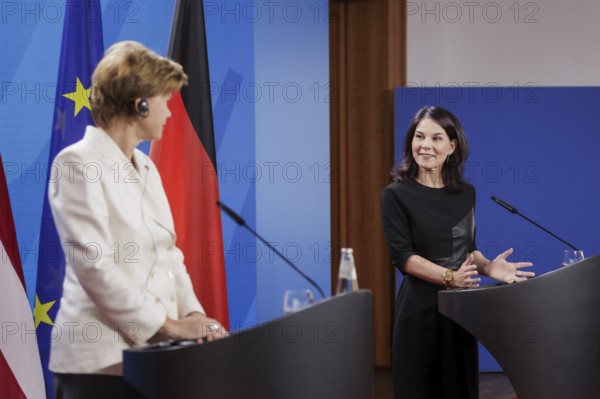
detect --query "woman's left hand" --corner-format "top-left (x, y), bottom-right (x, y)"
top-left (487, 248), bottom-right (535, 283)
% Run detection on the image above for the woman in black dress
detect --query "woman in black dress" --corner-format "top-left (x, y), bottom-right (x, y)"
top-left (381, 106), bottom-right (535, 398)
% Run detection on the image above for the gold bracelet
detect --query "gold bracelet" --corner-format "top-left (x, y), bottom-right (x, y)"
top-left (441, 269), bottom-right (454, 289)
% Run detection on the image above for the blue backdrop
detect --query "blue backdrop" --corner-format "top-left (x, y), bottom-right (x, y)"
top-left (395, 86), bottom-right (600, 371)
top-left (1, 0), bottom-right (330, 330)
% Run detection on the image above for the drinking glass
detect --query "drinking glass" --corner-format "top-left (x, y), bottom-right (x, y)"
top-left (562, 250), bottom-right (584, 267)
top-left (283, 289), bottom-right (314, 315)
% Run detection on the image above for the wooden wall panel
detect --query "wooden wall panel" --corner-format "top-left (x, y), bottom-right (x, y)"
top-left (330, 0), bottom-right (405, 367)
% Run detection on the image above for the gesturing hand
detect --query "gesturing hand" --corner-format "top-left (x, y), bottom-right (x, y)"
top-left (451, 254), bottom-right (481, 288)
top-left (488, 247), bottom-right (535, 283)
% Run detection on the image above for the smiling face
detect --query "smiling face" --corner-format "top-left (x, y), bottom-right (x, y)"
top-left (412, 118), bottom-right (456, 174)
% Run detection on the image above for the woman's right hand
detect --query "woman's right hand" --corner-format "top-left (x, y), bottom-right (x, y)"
top-left (159, 313), bottom-right (228, 342)
top-left (451, 254), bottom-right (481, 288)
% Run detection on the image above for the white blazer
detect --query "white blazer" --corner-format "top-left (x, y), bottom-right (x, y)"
top-left (48, 126), bottom-right (204, 374)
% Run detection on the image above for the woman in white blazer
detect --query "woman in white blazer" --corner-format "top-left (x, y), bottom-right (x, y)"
top-left (49, 41), bottom-right (227, 398)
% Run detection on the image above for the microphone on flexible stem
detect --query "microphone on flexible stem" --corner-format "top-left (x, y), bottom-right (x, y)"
top-left (491, 196), bottom-right (581, 251)
top-left (216, 201), bottom-right (326, 299)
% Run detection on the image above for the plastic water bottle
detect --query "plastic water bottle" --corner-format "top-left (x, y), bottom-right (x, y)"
top-left (336, 248), bottom-right (359, 295)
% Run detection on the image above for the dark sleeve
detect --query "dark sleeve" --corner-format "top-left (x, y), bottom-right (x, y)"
top-left (470, 185), bottom-right (478, 253)
top-left (381, 185), bottom-right (417, 272)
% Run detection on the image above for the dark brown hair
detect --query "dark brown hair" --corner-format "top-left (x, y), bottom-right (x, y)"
top-left (392, 106), bottom-right (469, 192)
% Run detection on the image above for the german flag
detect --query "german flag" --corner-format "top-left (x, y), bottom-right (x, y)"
top-left (150, 0), bottom-right (229, 329)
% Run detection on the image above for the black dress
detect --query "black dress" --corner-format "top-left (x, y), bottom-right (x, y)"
top-left (381, 180), bottom-right (479, 399)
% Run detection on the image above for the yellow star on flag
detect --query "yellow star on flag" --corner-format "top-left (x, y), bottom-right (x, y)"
top-left (34, 294), bottom-right (56, 329)
top-left (62, 77), bottom-right (92, 116)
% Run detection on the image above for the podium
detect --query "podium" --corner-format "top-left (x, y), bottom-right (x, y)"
top-left (439, 254), bottom-right (600, 399)
top-left (123, 290), bottom-right (374, 399)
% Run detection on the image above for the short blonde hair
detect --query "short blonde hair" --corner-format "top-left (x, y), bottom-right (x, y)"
top-left (91, 41), bottom-right (188, 127)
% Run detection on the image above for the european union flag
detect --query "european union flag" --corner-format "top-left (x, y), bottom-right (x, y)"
top-left (34, 1), bottom-right (104, 397)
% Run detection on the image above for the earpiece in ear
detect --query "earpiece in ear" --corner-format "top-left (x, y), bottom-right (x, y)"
top-left (135, 98), bottom-right (149, 118)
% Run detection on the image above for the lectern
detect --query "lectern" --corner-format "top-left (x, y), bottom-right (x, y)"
top-left (439, 254), bottom-right (600, 399)
top-left (123, 290), bottom-right (374, 399)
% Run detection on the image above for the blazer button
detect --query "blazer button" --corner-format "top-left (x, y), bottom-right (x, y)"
top-left (151, 272), bottom-right (157, 279)
top-left (168, 270), bottom-right (174, 278)
top-left (154, 297), bottom-right (161, 304)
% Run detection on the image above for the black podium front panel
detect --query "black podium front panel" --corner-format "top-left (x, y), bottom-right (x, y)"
top-left (439, 255), bottom-right (600, 399)
top-left (123, 290), bottom-right (374, 399)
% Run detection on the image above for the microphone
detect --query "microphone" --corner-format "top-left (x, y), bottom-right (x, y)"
top-left (216, 201), bottom-right (326, 299)
top-left (217, 201), bottom-right (246, 226)
top-left (491, 196), bottom-right (580, 251)
top-left (491, 196), bottom-right (517, 214)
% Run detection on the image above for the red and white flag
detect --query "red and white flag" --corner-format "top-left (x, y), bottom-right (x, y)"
top-left (0, 153), bottom-right (45, 399)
